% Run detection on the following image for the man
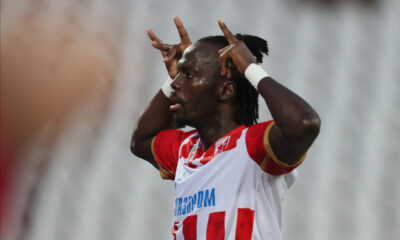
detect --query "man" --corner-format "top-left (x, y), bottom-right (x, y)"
top-left (131, 17), bottom-right (320, 239)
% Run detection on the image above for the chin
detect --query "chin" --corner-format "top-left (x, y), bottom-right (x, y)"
top-left (173, 116), bottom-right (187, 129)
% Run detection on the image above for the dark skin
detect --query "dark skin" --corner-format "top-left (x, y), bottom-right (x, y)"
top-left (131, 17), bottom-right (320, 169)
top-left (170, 42), bottom-right (241, 146)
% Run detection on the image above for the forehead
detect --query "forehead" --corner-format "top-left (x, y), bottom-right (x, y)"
top-left (179, 42), bottom-right (219, 70)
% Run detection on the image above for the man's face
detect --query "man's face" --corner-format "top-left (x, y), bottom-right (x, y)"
top-left (170, 42), bottom-right (220, 128)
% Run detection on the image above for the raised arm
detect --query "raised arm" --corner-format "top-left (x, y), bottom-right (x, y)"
top-left (218, 19), bottom-right (321, 166)
top-left (130, 17), bottom-right (191, 168)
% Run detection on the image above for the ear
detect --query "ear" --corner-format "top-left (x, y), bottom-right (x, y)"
top-left (217, 81), bottom-right (236, 101)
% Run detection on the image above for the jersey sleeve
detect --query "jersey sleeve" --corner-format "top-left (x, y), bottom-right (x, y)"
top-left (151, 129), bottom-right (192, 180)
top-left (246, 120), bottom-right (306, 175)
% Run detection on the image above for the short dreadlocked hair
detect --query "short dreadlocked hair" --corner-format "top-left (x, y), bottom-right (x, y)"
top-left (198, 34), bottom-right (269, 126)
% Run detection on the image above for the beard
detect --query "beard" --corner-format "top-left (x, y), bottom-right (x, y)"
top-left (172, 113), bottom-right (188, 129)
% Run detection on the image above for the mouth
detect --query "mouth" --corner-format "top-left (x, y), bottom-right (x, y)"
top-left (169, 93), bottom-right (184, 111)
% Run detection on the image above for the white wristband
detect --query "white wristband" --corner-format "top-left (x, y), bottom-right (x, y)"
top-left (244, 63), bottom-right (269, 89)
top-left (161, 77), bottom-right (174, 97)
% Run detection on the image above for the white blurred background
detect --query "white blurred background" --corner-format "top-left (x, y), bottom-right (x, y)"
top-left (1, 0), bottom-right (399, 239)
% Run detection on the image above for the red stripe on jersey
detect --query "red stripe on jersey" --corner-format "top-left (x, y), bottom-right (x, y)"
top-left (200, 145), bottom-right (215, 165)
top-left (235, 208), bottom-right (254, 240)
top-left (183, 215), bottom-right (197, 240)
top-left (173, 222), bottom-right (179, 240)
top-left (186, 161), bottom-right (197, 169)
top-left (193, 146), bottom-right (204, 159)
top-left (180, 140), bottom-right (192, 159)
top-left (177, 126), bottom-right (244, 167)
top-left (206, 211), bottom-right (226, 240)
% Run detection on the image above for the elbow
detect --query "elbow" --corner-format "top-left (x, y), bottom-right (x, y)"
top-left (130, 138), bottom-right (138, 156)
top-left (130, 138), bottom-right (145, 158)
top-left (130, 124), bottom-right (144, 156)
top-left (282, 112), bottom-right (321, 142)
top-left (130, 140), bottom-right (136, 155)
top-left (300, 112), bottom-right (321, 139)
top-left (130, 129), bottom-right (152, 159)
top-left (130, 131), bottom-right (141, 157)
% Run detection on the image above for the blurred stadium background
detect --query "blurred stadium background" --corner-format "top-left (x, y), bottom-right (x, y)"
top-left (1, 0), bottom-right (399, 239)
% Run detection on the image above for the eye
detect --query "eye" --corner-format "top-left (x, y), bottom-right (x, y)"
top-left (183, 71), bottom-right (193, 79)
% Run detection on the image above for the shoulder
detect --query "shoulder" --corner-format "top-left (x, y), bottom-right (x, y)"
top-left (246, 120), bottom-right (305, 175)
top-left (246, 121), bottom-right (274, 137)
top-left (245, 120), bottom-right (274, 149)
top-left (152, 128), bottom-right (198, 159)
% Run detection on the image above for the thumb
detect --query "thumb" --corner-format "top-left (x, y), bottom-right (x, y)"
top-left (163, 47), bottom-right (177, 63)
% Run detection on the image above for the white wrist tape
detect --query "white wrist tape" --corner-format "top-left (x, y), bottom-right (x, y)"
top-left (161, 77), bottom-right (174, 97)
top-left (244, 63), bottom-right (269, 89)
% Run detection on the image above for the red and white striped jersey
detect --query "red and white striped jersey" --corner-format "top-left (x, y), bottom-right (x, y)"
top-left (151, 120), bottom-right (305, 240)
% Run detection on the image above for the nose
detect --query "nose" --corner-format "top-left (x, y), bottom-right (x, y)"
top-left (171, 73), bottom-right (182, 91)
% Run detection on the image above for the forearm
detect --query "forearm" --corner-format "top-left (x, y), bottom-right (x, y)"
top-left (216, 20), bottom-right (320, 164)
top-left (258, 77), bottom-right (320, 141)
top-left (131, 90), bottom-right (173, 157)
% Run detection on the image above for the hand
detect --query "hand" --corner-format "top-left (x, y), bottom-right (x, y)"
top-left (217, 19), bottom-right (257, 79)
top-left (147, 16), bottom-right (192, 78)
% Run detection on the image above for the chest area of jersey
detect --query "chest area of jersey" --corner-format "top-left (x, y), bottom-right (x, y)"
top-left (173, 135), bottom-right (260, 216)
top-left (178, 129), bottom-right (245, 169)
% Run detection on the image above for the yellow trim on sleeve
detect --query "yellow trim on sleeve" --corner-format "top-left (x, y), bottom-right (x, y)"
top-left (260, 155), bottom-right (270, 172)
top-left (263, 121), bottom-right (307, 168)
top-left (158, 164), bottom-right (174, 179)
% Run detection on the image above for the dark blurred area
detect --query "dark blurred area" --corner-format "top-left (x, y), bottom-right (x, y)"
top-left (1, 1), bottom-right (120, 238)
top-left (1, 13), bottom-right (116, 148)
top-left (299, 0), bottom-right (377, 5)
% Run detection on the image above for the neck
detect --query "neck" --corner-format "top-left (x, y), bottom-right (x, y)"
top-left (192, 111), bottom-right (240, 150)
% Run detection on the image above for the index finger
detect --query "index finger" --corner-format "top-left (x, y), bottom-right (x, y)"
top-left (174, 16), bottom-right (191, 44)
top-left (218, 19), bottom-right (238, 44)
top-left (147, 29), bottom-right (163, 43)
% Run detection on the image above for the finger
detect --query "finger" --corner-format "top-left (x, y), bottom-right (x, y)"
top-left (218, 19), bottom-right (238, 44)
top-left (152, 41), bottom-right (170, 51)
top-left (160, 50), bottom-right (168, 58)
top-left (220, 54), bottom-right (226, 76)
top-left (174, 16), bottom-right (191, 44)
top-left (148, 29), bottom-right (171, 57)
top-left (219, 51), bottom-right (231, 76)
top-left (151, 41), bottom-right (168, 57)
top-left (147, 29), bottom-right (163, 43)
top-left (227, 68), bottom-right (232, 79)
top-left (219, 47), bottom-right (232, 76)
top-left (163, 47), bottom-right (177, 63)
top-left (218, 45), bottom-right (235, 55)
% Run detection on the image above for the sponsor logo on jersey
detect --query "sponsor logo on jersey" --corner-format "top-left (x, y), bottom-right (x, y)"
top-left (215, 136), bottom-right (230, 155)
top-left (174, 188), bottom-right (216, 216)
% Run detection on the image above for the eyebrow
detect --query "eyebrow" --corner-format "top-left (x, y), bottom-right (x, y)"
top-left (177, 61), bottom-right (199, 73)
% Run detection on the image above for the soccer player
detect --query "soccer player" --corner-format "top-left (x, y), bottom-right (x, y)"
top-left (131, 17), bottom-right (320, 240)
